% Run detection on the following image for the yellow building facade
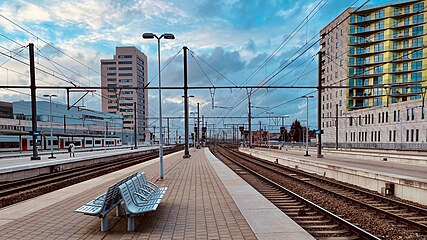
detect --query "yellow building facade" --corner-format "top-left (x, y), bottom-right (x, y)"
top-left (348, 0), bottom-right (426, 111)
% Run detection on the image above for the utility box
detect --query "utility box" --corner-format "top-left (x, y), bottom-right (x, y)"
top-left (385, 183), bottom-right (395, 196)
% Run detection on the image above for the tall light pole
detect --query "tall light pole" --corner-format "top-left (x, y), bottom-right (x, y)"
top-left (266, 111), bottom-right (274, 147)
top-left (143, 32), bottom-right (175, 180)
top-left (43, 94), bottom-right (57, 159)
top-left (301, 96), bottom-right (314, 156)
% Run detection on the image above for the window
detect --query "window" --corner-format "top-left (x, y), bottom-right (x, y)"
top-left (412, 37), bottom-right (423, 47)
top-left (413, 2), bottom-right (424, 12)
top-left (108, 106), bottom-right (117, 109)
top-left (412, 26), bottom-right (423, 36)
top-left (412, 50), bottom-right (422, 59)
top-left (118, 61), bottom-right (133, 64)
top-left (119, 79), bottom-right (133, 83)
top-left (107, 78), bottom-right (116, 82)
top-left (406, 129), bottom-right (410, 142)
top-left (118, 55), bottom-right (132, 58)
top-left (374, 21), bottom-right (384, 30)
top-left (101, 61), bottom-right (115, 65)
top-left (107, 73), bottom-right (116, 76)
top-left (107, 84), bottom-right (116, 87)
top-left (119, 73), bottom-right (133, 76)
top-left (336, 42), bottom-right (338, 49)
top-left (118, 67), bottom-right (132, 70)
top-left (411, 61), bottom-right (422, 70)
top-left (107, 67), bottom-right (116, 70)
top-left (407, 108), bottom-right (410, 121)
top-left (375, 10), bottom-right (385, 19)
top-left (413, 14), bottom-right (424, 24)
top-left (416, 129), bottom-right (419, 142)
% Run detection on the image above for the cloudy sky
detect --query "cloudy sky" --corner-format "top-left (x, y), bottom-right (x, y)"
top-left (0, 0), bottom-right (385, 133)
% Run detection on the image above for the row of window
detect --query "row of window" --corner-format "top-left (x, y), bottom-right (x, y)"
top-left (106, 73), bottom-right (133, 76)
top-left (347, 128), bottom-right (424, 143)
top-left (350, 3), bottom-right (424, 23)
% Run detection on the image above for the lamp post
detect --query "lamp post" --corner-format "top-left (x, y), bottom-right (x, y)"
top-left (301, 96), bottom-right (314, 156)
top-left (43, 94), bottom-right (57, 159)
top-left (143, 32), bottom-right (175, 180)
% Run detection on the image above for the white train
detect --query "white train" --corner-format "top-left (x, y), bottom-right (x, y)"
top-left (0, 134), bottom-right (122, 152)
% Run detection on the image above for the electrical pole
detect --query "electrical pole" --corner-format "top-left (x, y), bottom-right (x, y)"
top-left (247, 89), bottom-right (252, 148)
top-left (134, 102), bottom-right (138, 149)
top-left (29, 43), bottom-right (40, 160)
top-left (336, 103), bottom-right (339, 149)
top-left (197, 102), bottom-right (200, 149)
top-left (183, 46), bottom-right (190, 158)
top-left (317, 50), bottom-right (323, 158)
top-left (167, 118), bottom-right (170, 145)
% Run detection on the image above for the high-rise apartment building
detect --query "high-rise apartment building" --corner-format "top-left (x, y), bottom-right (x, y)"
top-left (101, 46), bottom-right (148, 142)
top-left (320, 0), bottom-right (427, 149)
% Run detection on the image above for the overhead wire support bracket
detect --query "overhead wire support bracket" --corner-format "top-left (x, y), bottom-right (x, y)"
top-left (67, 88), bottom-right (96, 110)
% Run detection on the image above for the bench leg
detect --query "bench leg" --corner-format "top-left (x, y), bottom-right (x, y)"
top-left (101, 217), bottom-right (109, 232)
top-left (116, 204), bottom-right (122, 216)
top-left (127, 217), bottom-right (135, 232)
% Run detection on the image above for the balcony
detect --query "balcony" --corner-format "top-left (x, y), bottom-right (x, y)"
top-left (392, 32), bottom-right (424, 40)
top-left (349, 49), bottom-right (386, 57)
top-left (350, 72), bottom-right (384, 78)
top-left (390, 21), bottom-right (425, 30)
top-left (390, 68), bottom-right (425, 74)
top-left (350, 61), bottom-right (386, 67)
top-left (350, 16), bottom-right (386, 25)
top-left (349, 38), bottom-right (386, 46)
top-left (392, 10), bottom-right (424, 19)
top-left (389, 44), bottom-right (424, 52)
top-left (349, 28), bottom-right (384, 36)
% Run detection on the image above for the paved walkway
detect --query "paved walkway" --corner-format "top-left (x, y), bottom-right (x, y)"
top-left (0, 149), bottom-right (258, 239)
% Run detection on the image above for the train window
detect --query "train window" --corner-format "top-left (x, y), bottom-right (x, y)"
top-left (47, 140), bottom-right (59, 145)
top-left (86, 140), bottom-right (93, 145)
top-left (74, 141), bottom-right (81, 146)
top-left (95, 140), bottom-right (101, 144)
top-left (0, 142), bottom-right (19, 148)
top-left (29, 140), bottom-right (41, 146)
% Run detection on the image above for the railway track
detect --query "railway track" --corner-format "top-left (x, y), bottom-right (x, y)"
top-left (0, 146), bottom-right (182, 208)
top-left (211, 145), bottom-right (427, 239)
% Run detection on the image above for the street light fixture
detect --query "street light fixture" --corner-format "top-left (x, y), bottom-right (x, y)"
top-left (143, 32), bottom-right (175, 180)
top-left (43, 94), bottom-right (57, 159)
top-left (300, 96), bottom-right (314, 156)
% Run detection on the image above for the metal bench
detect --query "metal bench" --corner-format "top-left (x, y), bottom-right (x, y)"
top-left (136, 172), bottom-right (168, 194)
top-left (118, 177), bottom-right (168, 231)
top-left (74, 173), bottom-right (137, 231)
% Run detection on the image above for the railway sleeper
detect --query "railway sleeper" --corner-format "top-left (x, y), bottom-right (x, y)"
top-left (292, 215), bottom-right (324, 220)
top-left (271, 199), bottom-right (300, 204)
top-left (308, 229), bottom-right (349, 235)
top-left (406, 216), bottom-right (427, 220)
top-left (285, 211), bottom-right (318, 216)
top-left (316, 236), bottom-right (360, 240)
top-left (296, 220), bottom-right (332, 225)
top-left (303, 224), bottom-right (340, 229)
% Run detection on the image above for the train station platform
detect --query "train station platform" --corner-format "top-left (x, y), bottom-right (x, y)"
top-left (242, 147), bottom-right (427, 205)
top-left (0, 146), bottom-right (159, 173)
top-left (0, 148), bottom-right (314, 239)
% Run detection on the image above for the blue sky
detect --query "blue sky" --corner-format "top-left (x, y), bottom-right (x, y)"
top-left (0, 0), bottom-right (386, 133)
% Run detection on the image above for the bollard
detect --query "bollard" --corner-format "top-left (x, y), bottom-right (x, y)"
top-left (275, 158), bottom-right (278, 164)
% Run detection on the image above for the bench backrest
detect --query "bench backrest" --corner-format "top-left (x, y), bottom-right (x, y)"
top-left (118, 182), bottom-right (135, 210)
top-left (98, 173), bottom-right (137, 217)
top-left (136, 172), bottom-right (151, 186)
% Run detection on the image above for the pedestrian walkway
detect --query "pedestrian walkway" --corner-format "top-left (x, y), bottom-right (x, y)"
top-left (0, 148), bottom-right (314, 239)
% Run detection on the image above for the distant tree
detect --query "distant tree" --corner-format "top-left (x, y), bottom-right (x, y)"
top-left (290, 119), bottom-right (304, 142)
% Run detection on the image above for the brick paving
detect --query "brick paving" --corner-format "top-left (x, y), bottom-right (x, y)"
top-left (0, 149), bottom-right (256, 239)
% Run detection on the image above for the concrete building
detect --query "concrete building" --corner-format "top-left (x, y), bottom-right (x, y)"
top-left (12, 101), bottom-right (126, 138)
top-left (101, 46), bottom-right (148, 142)
top-left (320, 0), bottom-right (427, 150)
